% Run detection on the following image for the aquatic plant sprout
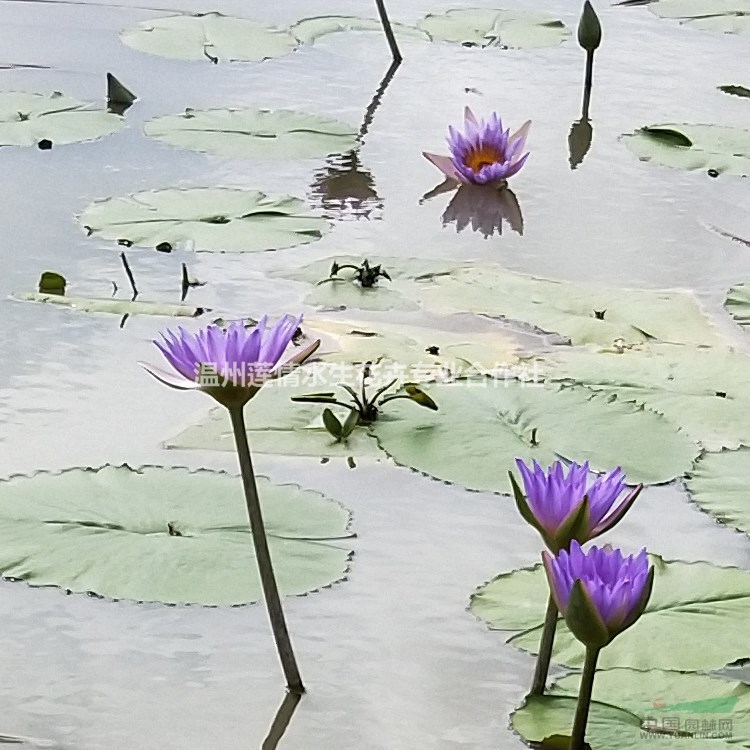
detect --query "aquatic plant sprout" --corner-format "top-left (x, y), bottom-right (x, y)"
top-left (511, 459), bottom-right (642, 553)
top-left (542, 541), bottom-right (654, 750)
top-left (142, 315), bottom-right (320, 407)
top-left (423, 107), bottom-right (531, 186)
top-left (142, 315), bottom-right (321, 695)
top-left (510, 458), bottom-right (642, 698)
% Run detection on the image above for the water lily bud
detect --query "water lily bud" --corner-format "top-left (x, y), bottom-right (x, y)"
top-left (578, 1), bottom-right (602, 53)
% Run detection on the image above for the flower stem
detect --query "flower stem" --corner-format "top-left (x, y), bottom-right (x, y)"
top-left (530, 594), bottom-right (558, 696)
top-left (228, 405), bottom-right (305, 694)
top-left (570, 647), bottom-right (600, 750)
top-left (374, 0), bottom-right (403, 63)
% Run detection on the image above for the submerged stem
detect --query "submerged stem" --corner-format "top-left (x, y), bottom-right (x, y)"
top-left (570, 647), bottom-right (600, 750)
top-left (530, 594), bottom-right (559, 696)
top-left (228, 405), bottom-right (305, 694)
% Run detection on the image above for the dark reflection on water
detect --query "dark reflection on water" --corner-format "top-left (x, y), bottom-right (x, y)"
top-left (261, 691), bottom-right (302, 750)
top-left (422, 181), bottom-right (523, 238)
top-left (569, 74), bottom-right (594, 170)
top-left (309, 60), bottom-right (400, 220)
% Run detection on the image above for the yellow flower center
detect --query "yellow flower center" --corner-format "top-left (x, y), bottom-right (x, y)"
top-left (465, 146), bottom-right (504, 172)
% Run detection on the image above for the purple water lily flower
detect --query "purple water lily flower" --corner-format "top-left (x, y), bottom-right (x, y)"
top-left (543, 541), bottom-right (654, 649)
top-left (510, 459), bottom-right (642, 552)
top-left (141, 315), bottom-right (320, 408)
top-left (423, 107), bottom-right (531, 186)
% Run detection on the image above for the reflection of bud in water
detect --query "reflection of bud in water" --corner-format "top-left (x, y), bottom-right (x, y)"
top-left (309, 151), bottom-right (382, 220)
top-left (568, 117), bottom-right (593, 170)
top-left (441, 184), bottom-right (523, 238)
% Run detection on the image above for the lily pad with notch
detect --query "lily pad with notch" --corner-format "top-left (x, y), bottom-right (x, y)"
top-left (289, 15), bottom-right (430, 44)
top-left (120, 12), bottom-right (299, 62)
top-left (471, 557), bottom-right (750, 671)
top-left (650, 0), bottom-right (750, 35)
top-left (513, 668), bottom-right (749, 749)
top-left (0, 91), bottom-right (123, 147)
top-left (0, 464), bottom-right (354, 606)
top-left (144, 108), bottom-right (358, 160)
top-left (78, 187), bottom-right (330, 253)
top-left (417, 8), bottom-right (570, 49)
top-left (621, 123), bottom-right (750, 176)
top-left (370, 379), bottom-right (698, 489)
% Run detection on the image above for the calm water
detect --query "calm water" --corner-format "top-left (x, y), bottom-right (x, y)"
top-left (0, 0), bottom-right (748, 747)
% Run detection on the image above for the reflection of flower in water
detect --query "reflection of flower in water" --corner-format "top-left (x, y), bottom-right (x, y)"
top-left (437, 183), bottom-right (523, 238)
top-left (309, 150), bottom-right (382, 220)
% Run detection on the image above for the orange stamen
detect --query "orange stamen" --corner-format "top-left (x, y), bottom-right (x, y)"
top-left (465, 145), bottom-right (504, 172)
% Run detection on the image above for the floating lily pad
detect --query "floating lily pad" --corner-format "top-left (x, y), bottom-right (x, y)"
top-left (546, 344), bottom-right (750, 451)
top-left (0, 465), bottom-right (353, 606)
top-left (370, 379), bottom-right (698, 488)
top-left (471, 557), bottom-right (750, 671)
top-left (14, 291), bottom-right (206, 318)
top-left (305, 317), bottom-right (522, 378)
top-left (415, 267), bottom-right (719, 346)
top-left (269, 255), bottom-right (447, 312)
top-left (686, 449), bottom-right (750, 537)
top-left (78, 188), bottom-right (330, 253)
top-left (0, 91), bottom-right (123, 147)
top-left (120, 12), bottom-right (298, 62)
top-left (725, 282), bottom-right (750, 330)
top-left (417, 8), bottom-right (570, 49)
top-left (651, 0), bottom-right (750, 35)
top-left (145, 108), bottom-right (358, 160)
top-left (289, 15), bottom-right (429, 44)
top-left (513, 669), bottom-right (749, 750)
top-left (622, 124), bottom-right (750, 176)
top-left (165, 365), bottom-right (382, 459)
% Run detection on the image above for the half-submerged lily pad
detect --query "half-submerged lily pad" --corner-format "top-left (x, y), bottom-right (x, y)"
top-left (417, 8), bottom-right (570, 49)
top-left (289, 15), bottom-right (429, 44)
top-left (621, 124), bottom-right (750, 176)
top-left (14, 292), bottom-right (206, 318)
top-left (165, 365), bottom-right (383, 459)
top-left (0, 465), bottom-right (353, 605)
top-left (686, 449), bottom-right (750, 537)
top-left (370, 379), bottom-right (698, 489)
top-left (120, 12), bottom-right (299, 62)
top-left (471, 557), bottom-right (750, 671)
top-left (651, 0), bottom-right (750, 35)
top-left (0, 91), bottom-right (123, 147)
top-left (145, 108), bottom-right (358, 160)
top-left (415, 267), bottom-right (720, 347)
top-left (78, 188), bottom-right (330, 253)
top-left (725, 282), bottom-right (750, 330)
top-left (546, 344), bottom-right (750, 451)
top-left (513, 669), bottom-right (749, 750)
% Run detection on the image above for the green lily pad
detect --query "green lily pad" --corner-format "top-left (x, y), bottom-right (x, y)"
top-left (78, 188), bottom-right (330, 253)
top-left (686, 449), bottom-right (750, 537)
top-left (144, 108), bottom-right (358, 160)
top-left (289, 15), bottom-right (429, 44)
top-left (471, 557), bottom-right (750, 671)
top-left (370, 379), bottom-right (698, 488)
top-left (13, 291), bottom-right (206, 318)
top-left (269, 255), bottom-right (447, 312)
top-left (120, 12), bottom-right (299, 62)
top-left (414, 267), bottom-right (720, 346)
top-left (546, 344), bottom-right (750, 451)
top-left (165, 365), bottom-right (382, 459)
top-left (725, 282), bottom-right (750, 330)
top-left (306, 317), bottom-right (522, 379)
top-left (0, 91), bottom-right (123, 147)
top-left (651, 0), bottom-right (750, 35)
top-left (0, 465), bottom-right (353, 606)
top-left (514, 669), bottom-right (749, 749)
top-left (417, 8), bottom-right (570, 48)
top-left (621, 124), bottom-right (750, 176)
